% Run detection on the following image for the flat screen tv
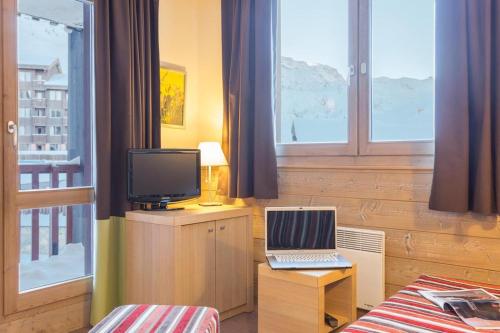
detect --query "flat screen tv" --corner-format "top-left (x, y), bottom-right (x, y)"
top-left (127, 149), bottom-right (201, 210)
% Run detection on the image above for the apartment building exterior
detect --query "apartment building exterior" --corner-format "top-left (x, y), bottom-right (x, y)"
top-left (18, 58), bottom-right (68, 162)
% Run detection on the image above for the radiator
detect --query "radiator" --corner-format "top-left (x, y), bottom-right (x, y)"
top-left (337, 226), bottom-right (385, 310)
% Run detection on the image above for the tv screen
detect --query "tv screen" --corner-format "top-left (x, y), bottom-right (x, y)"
top-left (128, 149), bottom-right (201, 202)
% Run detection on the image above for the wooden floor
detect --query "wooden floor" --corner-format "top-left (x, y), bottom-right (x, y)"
top-left (221, 312), bottom-right (257, 333)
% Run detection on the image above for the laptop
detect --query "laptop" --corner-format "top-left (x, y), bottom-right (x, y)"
top-left (265, 207), bottom-right (352, 270)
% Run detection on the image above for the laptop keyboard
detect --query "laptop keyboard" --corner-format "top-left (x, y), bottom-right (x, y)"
top-left (274, 253), bottom-right (338, 263)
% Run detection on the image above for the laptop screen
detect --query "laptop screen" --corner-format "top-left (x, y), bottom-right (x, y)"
top-left (266, 209), bottom-right (336, 251)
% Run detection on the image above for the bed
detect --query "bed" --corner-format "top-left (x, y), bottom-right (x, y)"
top-left (89, 304), bottom-right (219, 333)
top-left (342, 275), bottom-right (500, 333)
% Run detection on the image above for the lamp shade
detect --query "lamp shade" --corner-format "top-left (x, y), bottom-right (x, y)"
top-left (197, 142), bottom-right (228, 166)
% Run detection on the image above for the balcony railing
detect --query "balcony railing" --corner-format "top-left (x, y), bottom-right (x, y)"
top-left (19, 163), bottom-right (92, 274)
top-left (31, 98), bottom-right (46, 108)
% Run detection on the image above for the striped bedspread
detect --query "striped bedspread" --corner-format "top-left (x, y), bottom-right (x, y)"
top-left (90, 305), bottom-right (219, 333)
top-left (343, 275), bottom-right (500, 333)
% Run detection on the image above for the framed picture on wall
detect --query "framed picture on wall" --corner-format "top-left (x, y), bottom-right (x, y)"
top-left (160, 62), bottom-right (186, 128)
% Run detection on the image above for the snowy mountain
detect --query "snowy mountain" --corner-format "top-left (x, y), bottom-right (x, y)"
top-left (371, 76), bottom-right (434, 141)
top-left (279, 57), bottom-right (434, 143)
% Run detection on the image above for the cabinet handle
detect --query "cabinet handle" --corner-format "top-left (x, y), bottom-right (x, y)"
top-left (208, 228), bottom-right (214, 233)
top-left (219, 225), bottom-right (226, 231)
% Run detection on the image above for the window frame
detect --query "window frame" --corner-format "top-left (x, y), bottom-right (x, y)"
top-left (2, 0), bottom-right (95, 315)
top-left (275, 0), bottom-right (434, 157)
top-left (275, 0), bottom-right (358, 157)
top-left (357, 0), bottom-right (434, 156)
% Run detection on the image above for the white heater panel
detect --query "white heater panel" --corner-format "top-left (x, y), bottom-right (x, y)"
top-left (337, 226), bottom-right (385, 310)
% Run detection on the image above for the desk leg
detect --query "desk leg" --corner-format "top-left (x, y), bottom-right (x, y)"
top-left (325, 267), bottom-right (357, 329)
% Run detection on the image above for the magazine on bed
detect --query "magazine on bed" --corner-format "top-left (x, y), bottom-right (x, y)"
top-left (418, 289), bottom-right (500, 330)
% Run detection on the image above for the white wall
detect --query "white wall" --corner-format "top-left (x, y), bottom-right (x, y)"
top-left (158, 0), bottom-right (223, 148)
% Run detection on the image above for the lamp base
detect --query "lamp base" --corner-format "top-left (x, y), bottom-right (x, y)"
top-left (199, 201), bottom-right (223, 207)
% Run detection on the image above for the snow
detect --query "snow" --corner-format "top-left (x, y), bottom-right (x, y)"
top-left (20, 243), bottom-right (86, 292)
top-left (45, 73), bottom-right (68, 86)
top-left (279, 56), bottom-right (434, 143)
top-left (280, 57), bottom-right (349, 143)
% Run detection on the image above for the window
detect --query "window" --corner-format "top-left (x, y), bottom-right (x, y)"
top-left (51, 126), bottom-right (62, 135)
top-left (18, 126), bottom-right (26, 136)
top-left (277, 0), bottom-right (435, 156)
top-left (368, 0), bottom-right (434, 142)
top-left (48, 90), bottom-right (63, 101)
top-left (8, 0), bottom-right (95, 313)
top-left (19, 90), bottom-right (31, 99)
top-left (50, 109), bottom-right (63, 117)
top-left (19, 204), bottom-right (93, 291)
top-left (278, 0), bottom-right (350, 145)
top-left (32, 108), bottom-right (45, 117)
top-left (34, 126), bottom-right (46, 135)
top-left (34, 90), bottom-right (44, 99)
top-left (18, 70), bottom-right (30, 81)
top-left (19, 108), bottom-right (30, 117)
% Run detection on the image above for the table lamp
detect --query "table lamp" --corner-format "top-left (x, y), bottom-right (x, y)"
top-left (198, 141), bottom-right (228, 206)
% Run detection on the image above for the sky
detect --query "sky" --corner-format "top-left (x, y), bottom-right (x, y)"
top-left (281, 0), bottom-right (435, 79)
top-left (18, 14), bottom-right (69, 73)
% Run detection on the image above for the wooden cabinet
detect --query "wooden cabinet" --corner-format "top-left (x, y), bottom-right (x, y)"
top-left (177, 221), bottom-right (216, 307)
top-left (124, 205), bottom-right (253, 320)
top-left (215, 217), bottom-right (248, 312)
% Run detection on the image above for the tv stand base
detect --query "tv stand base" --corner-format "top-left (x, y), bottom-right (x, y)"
top-left (139, 201), bottom-right (184, 211)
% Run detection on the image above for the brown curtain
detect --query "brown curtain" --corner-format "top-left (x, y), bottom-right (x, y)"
top-left (91, 0), bottom-right (160, 324)
top-left (430, 0), bottom-right (499, 214)
top-left (95, 0), bottom-right (161, 220)
top-left (221, 0), bottom-right (278, 199)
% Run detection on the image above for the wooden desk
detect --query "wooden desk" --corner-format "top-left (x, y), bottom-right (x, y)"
top-left (258, 263), bottom-right (357, 333)
top-left (124, 205), bottom-right (254, 320)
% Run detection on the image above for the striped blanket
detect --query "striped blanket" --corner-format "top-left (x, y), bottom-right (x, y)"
top-left (89, 305), bottom-right (219, 333)
top-left (343, 275), bottom-right (500, 333)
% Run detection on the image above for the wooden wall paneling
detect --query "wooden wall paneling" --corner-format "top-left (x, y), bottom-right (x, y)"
top-left (253, 194), bottom-right (315, 216)
top-left (253, 214), bottom-right (264, 239)
top-left (382, 229), bottom-right (500, 271)
top-left (0, 298), bottom-right (91, 333)
top-left (254, 239), bottom-right (266, 263)
top-left (278, 169), bottom-right (432, 202)
top-left (385, 257), bottom-right (500, 287)
top-left (0, 295), bottom-right (90, 333)
top-left (277, 155), bottom-right (435, 171)
top-left (310, 196), bottom-right (500, 239)
top-left (254, 222), bottom-right (500, 273)
top-left (253, 197), bottom-right (500, 240)
top-left (385, 284), bottom-right (403, 299)
top-left (249, 165), bottom-right (500, 302)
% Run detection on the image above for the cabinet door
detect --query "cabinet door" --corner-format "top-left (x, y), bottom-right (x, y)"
top-left (216, 217), bottom-right (248, 312)
top-left (177, 221), bottom-right (216, 307)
